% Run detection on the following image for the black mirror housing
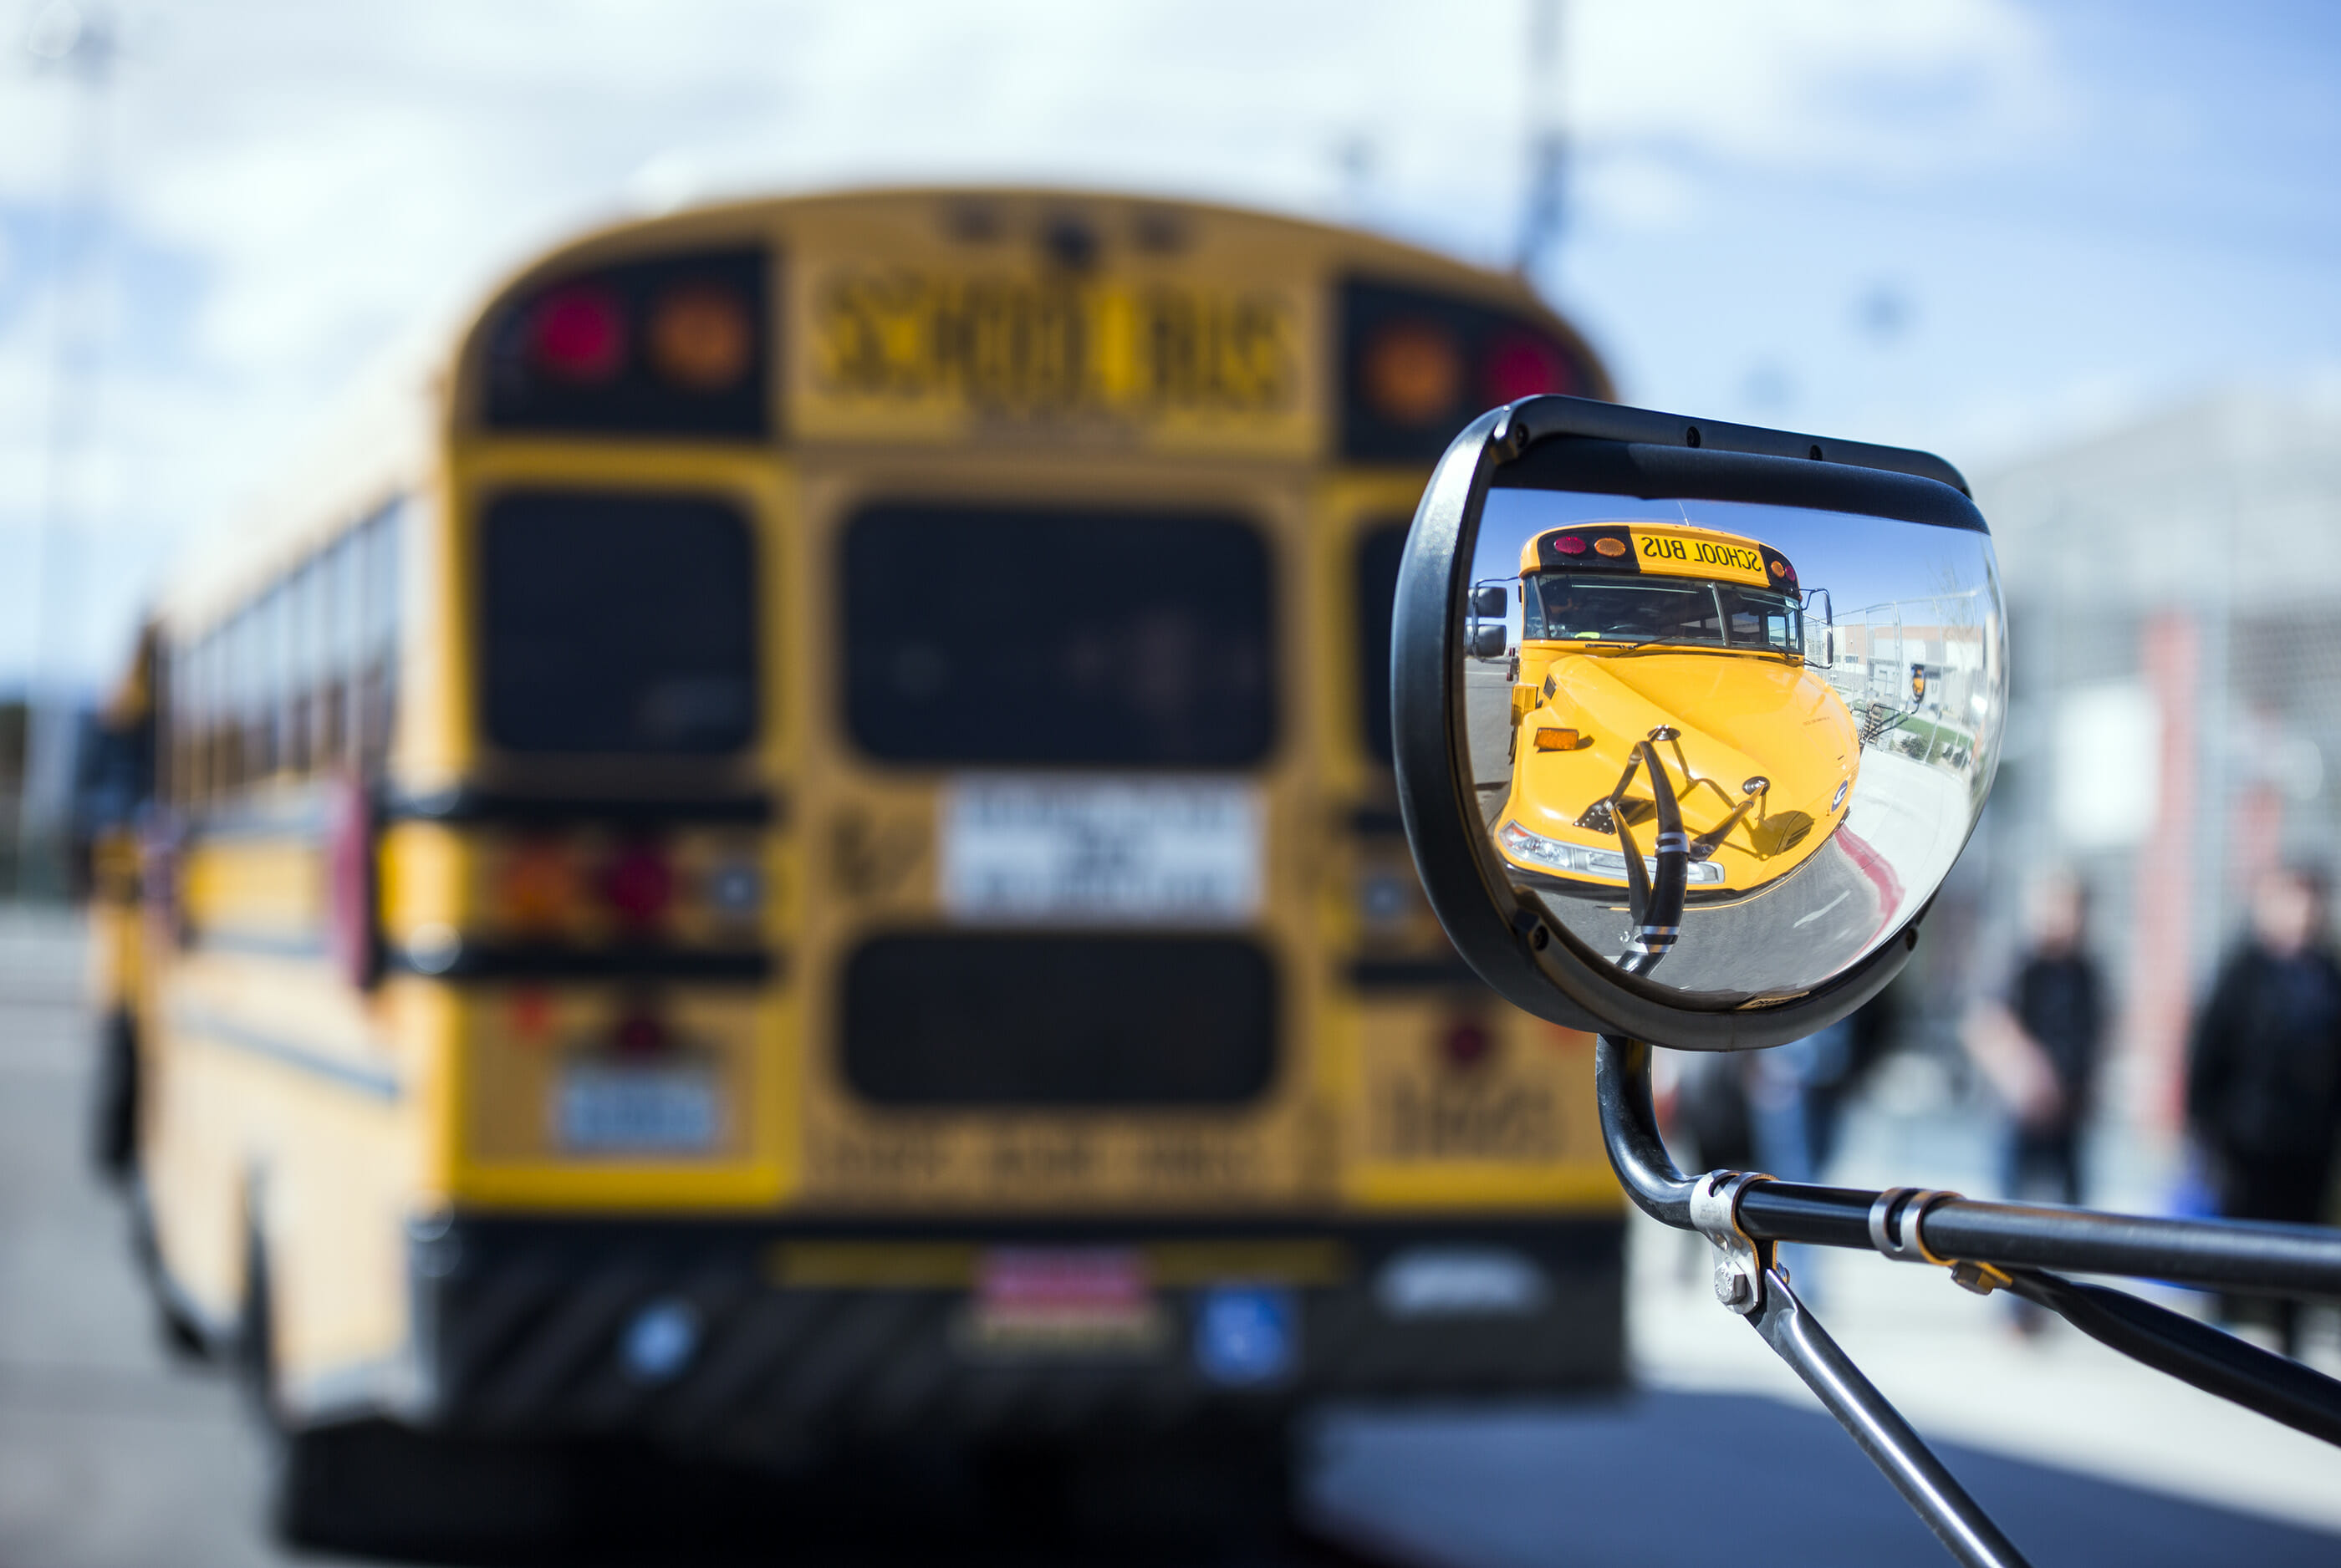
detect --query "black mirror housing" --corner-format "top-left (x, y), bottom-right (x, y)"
top-left (1390, 395), bottom-right (2001, 1051)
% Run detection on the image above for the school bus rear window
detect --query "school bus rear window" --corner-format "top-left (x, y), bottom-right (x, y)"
top-left (480, 490), bottom-right (757, 754)
top-left (843, 933), bottom-right (1278, 1106)
top-left (1354, 521), bottom-right (1408, 765)
top-left (841, 504), bottom-right (1274, 766)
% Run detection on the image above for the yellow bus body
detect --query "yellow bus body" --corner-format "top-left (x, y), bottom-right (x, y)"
top-left (116, 189), bottom-right (1627, 1494)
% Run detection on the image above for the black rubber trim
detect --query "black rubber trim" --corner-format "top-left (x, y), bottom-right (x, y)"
top-left (387, 943), bottom-right (778, 984)
top-left (386, 787), bottom-right (779, 828)
top-left (1500, 393), bottom-right (1971, 496)
top-left (1344, 956), bottom-right (1488, 991)
top-left (1390, 395), bottom-right (1975, 1051)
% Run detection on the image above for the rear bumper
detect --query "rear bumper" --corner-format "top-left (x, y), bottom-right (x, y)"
top-left (401, 1214), bottom-right (1623, 1460)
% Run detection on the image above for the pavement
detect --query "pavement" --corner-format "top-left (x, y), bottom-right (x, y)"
top-left (3, 905), bottom-right (2336, 1567)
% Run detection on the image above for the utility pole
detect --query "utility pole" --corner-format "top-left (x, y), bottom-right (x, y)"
top-left (1515, 0), bottom-right (1566, 286)
top-left (15, 2), bottom-right (120, 898)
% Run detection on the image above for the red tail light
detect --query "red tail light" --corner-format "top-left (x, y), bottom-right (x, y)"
top-left (1482, 329), bottom-right (1573, 406)
top-left (1554, 534), bottom-right (1587, 556)
top-left (529, 283), bottom-right (627, 383)
top-left (1439, 1020), bottom-right (1493, 1072)
top-left (602, 842), bottom-right (675, 928)
top-left (614, 1008), bottom-right (669, 1056)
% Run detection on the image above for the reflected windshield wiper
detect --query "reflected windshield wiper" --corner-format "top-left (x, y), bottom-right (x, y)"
top-left (1596, 638), bottom-right (1799, 661)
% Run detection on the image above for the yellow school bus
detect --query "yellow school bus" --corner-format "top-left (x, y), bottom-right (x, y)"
top-left (115, 187), bottom-right (1622, 1546)
top-left (1495, 522), bottom-right (1858, 898)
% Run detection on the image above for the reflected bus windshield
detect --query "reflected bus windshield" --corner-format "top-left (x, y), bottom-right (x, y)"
top-left (1523, 573), bottom-right (1804, 656)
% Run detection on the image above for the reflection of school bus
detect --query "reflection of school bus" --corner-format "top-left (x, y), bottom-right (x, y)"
top-left (108, 188), bottom-right (1624, 1547)
top-left (1494, 522), bottom-right (1857, 899)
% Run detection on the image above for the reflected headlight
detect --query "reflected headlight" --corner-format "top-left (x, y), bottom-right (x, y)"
top-left (1497, 821), bottom-right (1726, 883)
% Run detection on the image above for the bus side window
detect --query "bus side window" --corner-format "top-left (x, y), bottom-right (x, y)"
top-left (203, 629), bottom-right (228, 801)
top-left (273, 581), bottom-right (296, 776)
top-left (358, 501), bottom-right (403, 774)
top-left (222, 607), bottom-right (250, 792)
top-left (169, 638), bottom-right (192, 807)
top-left (285, 557), bottom-right (316, 776)
top-left (322, 530), bottom-right (360, 769)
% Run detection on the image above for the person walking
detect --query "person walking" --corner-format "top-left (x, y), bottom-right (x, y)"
top-left (2187, 865), bottom-right (2341, 1357)
top-left (1967, 874), bottom-right (2104, 1211)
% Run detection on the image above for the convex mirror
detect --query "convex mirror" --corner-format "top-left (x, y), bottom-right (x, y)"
top-left (1392, 397), bottom-right (2005, 1050)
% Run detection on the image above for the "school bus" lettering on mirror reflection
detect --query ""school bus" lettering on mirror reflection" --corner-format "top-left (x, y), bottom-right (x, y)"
top-left (1640, 533), bottom-right (1763, 577)
top-left (813, 271), bottom-right (1299, 416)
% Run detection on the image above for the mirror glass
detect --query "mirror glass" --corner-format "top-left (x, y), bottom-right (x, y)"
top-left (1461, 486), bottom-right (2004, 998)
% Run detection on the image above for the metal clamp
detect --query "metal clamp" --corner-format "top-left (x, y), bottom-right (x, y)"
top-left (1869, 1187), bottom-right (1961, 1265)
top-left (1689, 1169), bottom-right (1774, 1315)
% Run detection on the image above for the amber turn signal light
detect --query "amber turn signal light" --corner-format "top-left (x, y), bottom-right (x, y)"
top-left (1533, 728), bottom-right (1581, 751)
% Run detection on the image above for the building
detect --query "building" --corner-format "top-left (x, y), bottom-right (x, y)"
top-left (1969, 379), bottom-right (2341, 1129)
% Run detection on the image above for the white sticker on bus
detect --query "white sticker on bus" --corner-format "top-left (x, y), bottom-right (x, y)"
top-left (941, 776), bottom-right (1262, 925)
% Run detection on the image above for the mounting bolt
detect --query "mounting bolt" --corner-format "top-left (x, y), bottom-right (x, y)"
top-left (1713, 1265), bottom-right (1750, 1307)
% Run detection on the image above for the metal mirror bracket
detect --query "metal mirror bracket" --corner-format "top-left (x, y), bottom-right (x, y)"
top-left (1747, 1265), bottom-right (2031, 1568)
top-left (1632, 1047), bottom-right (2029, 1568)
top-left (1595, 1033), bottom-right (2341, 1565)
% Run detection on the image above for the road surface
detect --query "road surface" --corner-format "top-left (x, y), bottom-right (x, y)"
top-left (3, 908), bottom-right (2334, 1566)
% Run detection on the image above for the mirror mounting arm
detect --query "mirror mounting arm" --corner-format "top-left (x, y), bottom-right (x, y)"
top-left (1598, 1036), bottom-right (2033, 1568)
top-left (1592, 1034), bottom-right (1697, 1226)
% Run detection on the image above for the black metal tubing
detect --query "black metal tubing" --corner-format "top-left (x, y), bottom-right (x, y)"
top-left (1596, 1034), bottom-right (2341, 1295)
top-left (2004, 1270), bottom-right (2341, 1448)
top-left (1734, 1184), bottom-right (2341, 1297)
top-left (1593, 1035), bottom-right (1696, 1226)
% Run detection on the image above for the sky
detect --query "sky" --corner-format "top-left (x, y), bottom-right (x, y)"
top-left (1, 0), bottom-right (2336, 689)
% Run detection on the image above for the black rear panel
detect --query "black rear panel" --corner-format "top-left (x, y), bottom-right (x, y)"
top-left (842, 934), bottom-right (1277, 1106)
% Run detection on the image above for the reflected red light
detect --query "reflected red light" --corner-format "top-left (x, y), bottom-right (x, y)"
top-left (1554, 534), bottom-right (1588, 556)
top-left (602, 843), bottom-right (674, 928)
top-left (530, 283), bottom-right (627, 383)
top-left (1482, 330), bottom-right (1573, 406)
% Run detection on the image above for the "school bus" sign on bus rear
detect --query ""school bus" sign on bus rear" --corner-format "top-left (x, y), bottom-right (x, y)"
top-left (794, 264), bottom-right (1317, 454)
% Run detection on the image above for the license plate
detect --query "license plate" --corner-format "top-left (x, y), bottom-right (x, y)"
top-left (959, 1248), bottom-right (1166, 1356)
top-left (555, 1061), bottom-right (720, 1153)
top-left (940, 776), bottom-right (1261, 924)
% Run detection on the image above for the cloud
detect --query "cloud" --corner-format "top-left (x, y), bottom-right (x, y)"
top-left (0, 0), bottom-right (2089, 685)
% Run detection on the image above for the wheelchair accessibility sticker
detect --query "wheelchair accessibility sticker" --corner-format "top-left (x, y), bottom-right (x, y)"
top-left (1194, 1285), bottom-right (1296, 1386)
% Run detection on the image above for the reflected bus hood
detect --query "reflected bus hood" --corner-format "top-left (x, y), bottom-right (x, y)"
top-left (1504, 645), bottom-right (1859, 883)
